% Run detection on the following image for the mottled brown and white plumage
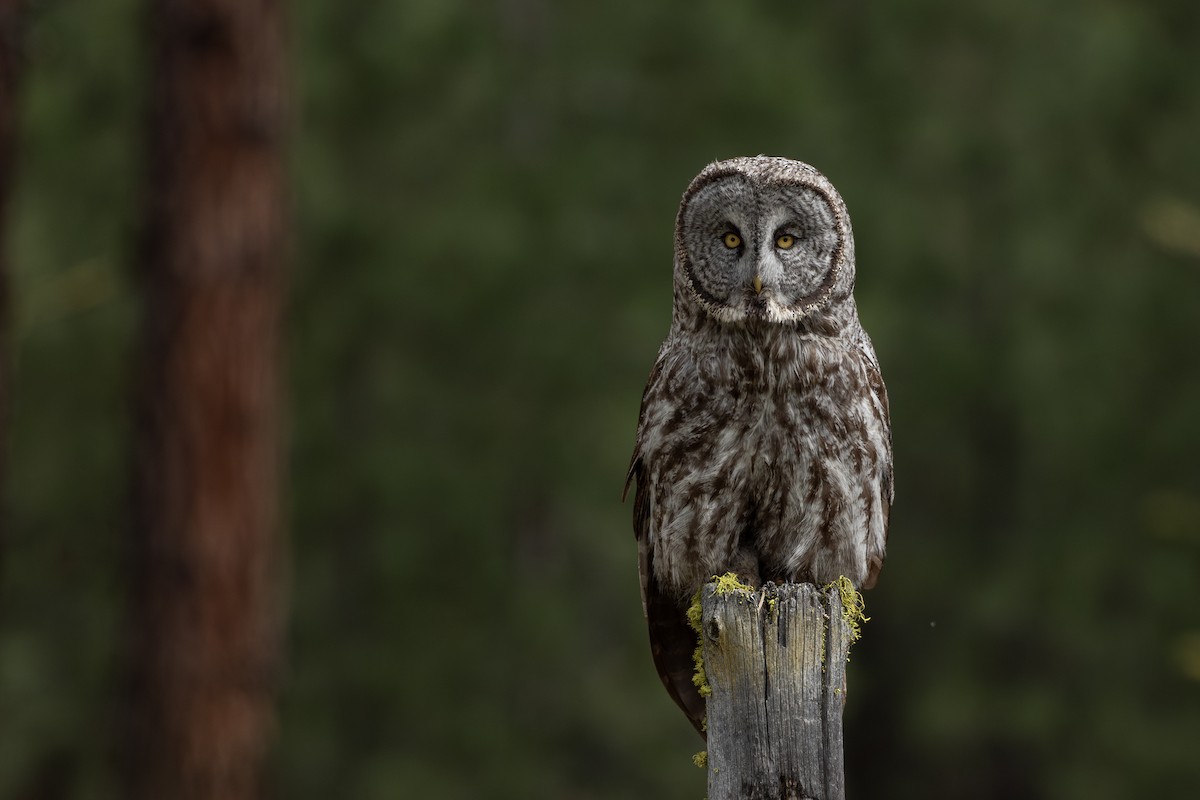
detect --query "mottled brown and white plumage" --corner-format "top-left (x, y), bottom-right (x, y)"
top-left (624, 156), bottom-right (893, 736)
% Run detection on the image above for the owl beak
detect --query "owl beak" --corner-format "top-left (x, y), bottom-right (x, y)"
top-left (752, 275), bottom-right (763, 294)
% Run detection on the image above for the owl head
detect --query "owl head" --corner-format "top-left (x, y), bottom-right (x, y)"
top-left (674, 156), bottom-right (856, 327)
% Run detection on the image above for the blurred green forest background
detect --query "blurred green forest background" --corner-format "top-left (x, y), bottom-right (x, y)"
top-left (3, 0), bottom-right (1200, 798)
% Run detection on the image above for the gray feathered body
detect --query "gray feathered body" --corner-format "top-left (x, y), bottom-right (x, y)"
top-left (626, 157), bottom-right (892, 736)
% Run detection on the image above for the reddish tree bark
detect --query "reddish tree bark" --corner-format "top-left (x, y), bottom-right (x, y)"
top-left (125, 1), bottom-right (288, 798)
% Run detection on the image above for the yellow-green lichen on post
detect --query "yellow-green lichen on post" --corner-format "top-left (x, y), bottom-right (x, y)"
top-left (826, 575), bottom-right (870, 643)
top-left (692, 750), bottom-right (708, 769)
top-left (688, 573), bottom-right (754, 701)
top-left (712, 571), bottom-right (754, 596)
top-left (686, 589), bottom-right (712, 699)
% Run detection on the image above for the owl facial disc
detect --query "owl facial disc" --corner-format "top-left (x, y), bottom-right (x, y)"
top-left (675, 158), bottom-right (850, 325)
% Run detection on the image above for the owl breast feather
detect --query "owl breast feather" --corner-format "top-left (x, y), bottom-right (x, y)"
top-left (642, 331), bottom-right (887, 596)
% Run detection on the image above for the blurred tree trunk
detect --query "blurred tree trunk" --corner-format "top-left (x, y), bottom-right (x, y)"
top-left (123, 1), bottom-right (288, 799)
top-left (0, 0), bottom-right (25, 569)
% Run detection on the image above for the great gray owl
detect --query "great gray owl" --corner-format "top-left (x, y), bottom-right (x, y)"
top-left (624, 156), bottom-right (893, 737)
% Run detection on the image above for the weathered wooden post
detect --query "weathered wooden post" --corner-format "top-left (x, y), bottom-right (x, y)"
top-left (699, 579), bottom-right (859, 800)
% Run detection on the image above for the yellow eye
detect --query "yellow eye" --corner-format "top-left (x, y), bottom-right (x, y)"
top-left (722, 232), bottom-right (742, 249)
top-left (776, 234), bottom-right (796, 250)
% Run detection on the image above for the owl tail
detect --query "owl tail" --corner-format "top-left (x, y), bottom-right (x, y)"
top-left (646, 584), bottom-right (708, 739)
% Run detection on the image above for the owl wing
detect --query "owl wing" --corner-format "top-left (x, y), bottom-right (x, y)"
top-left (624, 359), bottom-right (708, 739)
top-left (626, 456), bottom-right (708, 739)
top-left (859, 335), bottom-right (893, 590)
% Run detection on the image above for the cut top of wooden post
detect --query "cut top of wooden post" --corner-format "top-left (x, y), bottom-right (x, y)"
top-left (701, 581), bottom-right (852, 800)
